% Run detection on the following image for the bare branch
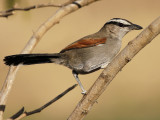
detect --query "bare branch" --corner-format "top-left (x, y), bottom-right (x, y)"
top-left (0, 0), bottom-right (99, 119)
top-left (8, 107), bottom-right (24, 120)
top-left (68, 16), bottom-right (160, 120)
top-left (0, 0), bottom-right (77, 18)
top-left (7, 84), bottom-right (77, 120)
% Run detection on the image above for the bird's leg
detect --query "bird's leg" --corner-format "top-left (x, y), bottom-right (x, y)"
top-left (72, 71), bottom-right (87, 94)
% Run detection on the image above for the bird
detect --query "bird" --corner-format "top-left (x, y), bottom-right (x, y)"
top-left (4, 18), bottom-right (143, 94)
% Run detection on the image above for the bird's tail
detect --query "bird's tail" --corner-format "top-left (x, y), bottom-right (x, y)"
top-left (4, 53), bottom-right (63, 66)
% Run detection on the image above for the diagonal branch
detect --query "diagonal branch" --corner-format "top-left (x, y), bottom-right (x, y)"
top-left (0, 0), bottom-right (99, 120)
top-left (68, 16), bottom-right (160, 120)
top-left (0, 0), bottom-right (76, 18)
top-left (7, 84), bottom-right (77, 120)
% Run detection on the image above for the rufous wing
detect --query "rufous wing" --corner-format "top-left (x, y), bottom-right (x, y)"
top-left (60, 37), bottom-right (107, 53)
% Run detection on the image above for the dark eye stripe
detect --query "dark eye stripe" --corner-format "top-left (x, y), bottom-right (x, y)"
top-left (105, 21), bottom-right (131, 27)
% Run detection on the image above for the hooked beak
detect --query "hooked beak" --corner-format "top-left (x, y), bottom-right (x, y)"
top-left (131, 24), bottom-right (143, 30)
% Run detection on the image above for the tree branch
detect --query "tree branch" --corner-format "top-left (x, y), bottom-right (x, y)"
top-left (7, 84), bottom-right (77, 120)
top-left (0, 1), bottom-right (76, 18)
top-left (0, 0), bottom-right (99, 120)
top-left (68, 16), bottom-right (160, 120)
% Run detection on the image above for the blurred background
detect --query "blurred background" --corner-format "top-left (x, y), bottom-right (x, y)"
top-left (0, 0), bottom-right (160, 119)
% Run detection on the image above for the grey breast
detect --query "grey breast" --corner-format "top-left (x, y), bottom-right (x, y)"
top-left (64, 38), bottom-right (121, 73)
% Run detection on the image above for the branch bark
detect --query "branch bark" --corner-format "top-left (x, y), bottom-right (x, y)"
top-left (68, 16), bottom-right (160, 120)
top-left (0, 0), bottom-right (99, 120)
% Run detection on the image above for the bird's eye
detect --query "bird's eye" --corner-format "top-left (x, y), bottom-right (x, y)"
top-left (119, 23), bottom-right (125, 27)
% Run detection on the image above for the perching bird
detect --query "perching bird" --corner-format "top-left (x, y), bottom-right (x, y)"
top-left (4, 18), bottom-right (142, 94)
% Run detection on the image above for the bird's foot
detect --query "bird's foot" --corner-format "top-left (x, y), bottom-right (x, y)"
top-left (81, 90), bottom-right (87, 95)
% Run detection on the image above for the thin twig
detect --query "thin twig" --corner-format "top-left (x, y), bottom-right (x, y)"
top-left (0, 0), bottom-right (76, 18)
top-left (0, 3), bottom-right (61, 18)
top-left (68, 16), bottom-right (160, 120)
top-left (0, 0), bottom-right (99, 120)
top-left (7, 84), bottom-right (77, 120)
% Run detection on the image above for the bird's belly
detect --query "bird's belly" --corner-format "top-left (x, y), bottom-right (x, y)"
top-left (65, 43), bottom-right (120, 74)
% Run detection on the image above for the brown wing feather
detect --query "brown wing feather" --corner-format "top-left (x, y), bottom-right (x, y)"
top-left (60, 38), bottom-right (107, 53)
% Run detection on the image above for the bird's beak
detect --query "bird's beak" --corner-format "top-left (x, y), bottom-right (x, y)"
top-left (131, 24), bottom-right (143, 30)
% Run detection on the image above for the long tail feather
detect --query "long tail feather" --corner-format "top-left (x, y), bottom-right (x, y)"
top-left (4, 53), bottom-right (61, 66)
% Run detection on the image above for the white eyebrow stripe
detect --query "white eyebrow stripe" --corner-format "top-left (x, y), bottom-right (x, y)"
top-left (108, 19), bottom-right (132, 25)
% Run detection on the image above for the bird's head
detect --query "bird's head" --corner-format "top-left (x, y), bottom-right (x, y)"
top-left (102, 18), bottom-right (143, 39)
